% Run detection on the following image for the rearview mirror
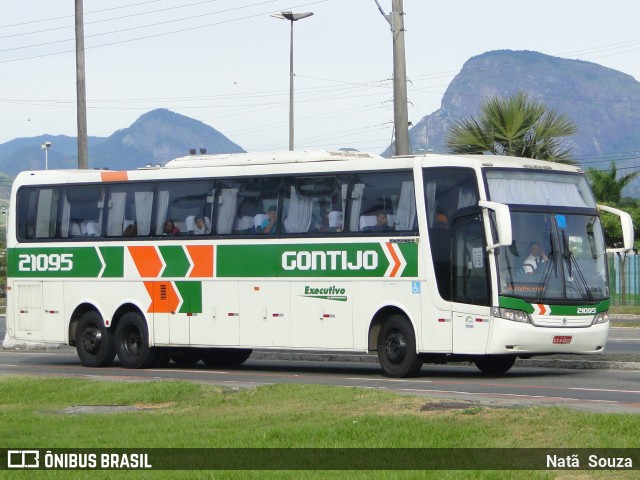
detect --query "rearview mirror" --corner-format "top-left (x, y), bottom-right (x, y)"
top-left (478, 200), bottom-right (512, 251)
top-left (597, 204), bottom-right (634, 252)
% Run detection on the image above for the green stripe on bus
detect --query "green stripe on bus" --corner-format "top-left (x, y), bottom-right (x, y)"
top-left (8, 246), bottom-right (125, 278)
top-left (159, 245), bottom-right (191, 278)
top-left (216, 242), bottom-right (418, 278)
top-left (8, 247), bottom-right (105, 278)
top-left (99, 246), bottom-right (124, 278)
top-left (498, 296), bottom-right (609, 315)
top-left (7, 241), bottom-right (419, 279)
top-left (175, 281), bottom-right (202, 314)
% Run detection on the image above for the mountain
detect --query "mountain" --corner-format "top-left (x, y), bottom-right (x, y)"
top-left (0, 135), bottom-right (106, 176)
top-left (394, 50), bottom-right (640, 194)
top-left (0, 109), bottom-right (245, 175)
top-left (90, 109), bottom-right (245, 171)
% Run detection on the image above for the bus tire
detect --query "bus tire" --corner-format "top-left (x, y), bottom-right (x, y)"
top-left (75, 311), bottom-right (116, 368)
top-left (200, 348), bottom-right (252, 367)
top-left (377, 314), bottom-right (423, 378)
top-left (114, 312), bottom-right (157, 369)
top-left (475, 355), bottom-right (516, 374)
top-left (169, 348), bottom-right (201, 367)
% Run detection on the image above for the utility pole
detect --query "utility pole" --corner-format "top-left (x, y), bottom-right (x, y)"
top-left (75, 0), bottom-right (88, 169)
top-left (391, 0), bottom-right (410, 155)
top-left (374, 0), bottom-right (410, 156)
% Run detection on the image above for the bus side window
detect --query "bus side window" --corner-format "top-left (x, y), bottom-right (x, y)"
top-left (155, 181), bottom-right (214, 236)
top-left (250, 178), bottom-right (281, 235)
top-left (283, 175), bottom-right (346, 234)
top-left (348, 171), bottom-right (415, 234)
top-left (62, 186), bottom-right (104, 239)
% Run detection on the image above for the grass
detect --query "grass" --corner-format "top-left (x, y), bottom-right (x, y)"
top-left (611, 321), bottom-right (640, 328)
top-left (1, 377), bottom-right (639, 479)
top-left (610, 304), bottom-right (640, 315)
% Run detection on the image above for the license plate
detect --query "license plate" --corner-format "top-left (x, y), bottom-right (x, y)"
top-left (553, 336), bottom-right (572, 344)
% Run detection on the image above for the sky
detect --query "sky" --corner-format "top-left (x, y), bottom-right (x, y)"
top-left (2, 0), bottom-right (640, 156)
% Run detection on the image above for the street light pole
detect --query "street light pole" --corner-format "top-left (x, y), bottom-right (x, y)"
top-left (271, 11), bottom-right (314, 151)
top-left (41, 141), bottom-right (51, 170)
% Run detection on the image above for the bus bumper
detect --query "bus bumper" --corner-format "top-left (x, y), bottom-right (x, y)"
top-left (486, 318), bottom-right (610, 355)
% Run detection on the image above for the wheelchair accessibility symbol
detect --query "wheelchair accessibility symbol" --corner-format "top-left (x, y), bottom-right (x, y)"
top-left (411, 281), bottom-right (421, 294)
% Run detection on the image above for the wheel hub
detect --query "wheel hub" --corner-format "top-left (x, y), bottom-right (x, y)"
top-left (385, 330), bottom-right (406, 364)
top-left (82, 327), bottom-right (102, 355)
top-left (123, 327), bottom-right (143, 357)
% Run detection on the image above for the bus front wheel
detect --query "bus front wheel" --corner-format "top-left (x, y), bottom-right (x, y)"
top-left (114, 312), bottom-right (157, 369)
top-left (377, 314), bottom-right (423, 378)
top-left (75, 311), bottom-right (116, 368)
top-left (475, 355), bottom-right (516, 374)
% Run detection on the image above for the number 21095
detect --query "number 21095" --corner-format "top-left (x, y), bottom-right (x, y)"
top-left (18, 253), bottom-right (73, 272)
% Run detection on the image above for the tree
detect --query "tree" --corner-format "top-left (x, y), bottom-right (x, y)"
top-left (445, 92), bottom-right (577, 162)
top-left (586, 161), bottom-right (638, 205)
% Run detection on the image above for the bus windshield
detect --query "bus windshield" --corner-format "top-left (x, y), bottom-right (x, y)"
top-left (497, 211), bottom-right (608, 302)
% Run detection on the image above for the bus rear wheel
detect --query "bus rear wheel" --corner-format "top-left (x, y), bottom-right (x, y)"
top-left (475, 355), bottom-right (516, 374)
top-left (200, 348), bottom-right (252, 367)
top-left (75, 311), bottom-right (116, 367)
top-left (377, 314), bottom-right (423, 378)
top-left (115, 312), bottom-right (157, 369)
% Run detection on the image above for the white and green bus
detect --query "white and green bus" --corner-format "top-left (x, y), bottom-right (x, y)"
top-left (5, 150), bottom-right (633, 377)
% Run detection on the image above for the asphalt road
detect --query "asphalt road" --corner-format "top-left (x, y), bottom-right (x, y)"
top-left (0, 349), bottom-right (639, 413)
top-left (604, 327), bottom-right (640, 354)
top-left (2, 315), bottom-right (640, 413)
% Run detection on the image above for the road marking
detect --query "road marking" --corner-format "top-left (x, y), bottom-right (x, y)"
top-left (389, 387), bottom-right (619, 404)
top-left (567, 386), bottom-right (640, 394)
top-left (345, 377), bottom-right (432, 383)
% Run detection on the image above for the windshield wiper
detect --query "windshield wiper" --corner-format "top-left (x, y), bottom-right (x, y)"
top-left (535, 232), bottom-right (556, 304)
top-left (562, 231), bottom-right (594, 303)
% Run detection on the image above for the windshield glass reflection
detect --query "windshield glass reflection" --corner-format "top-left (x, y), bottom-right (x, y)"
top-left (498, 212), bottom-right (608, 302)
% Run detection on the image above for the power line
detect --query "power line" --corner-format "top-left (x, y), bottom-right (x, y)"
top-left (0, 0), bottom-right (224, 39)
top-left (0, 0), bottom-right (279, 54)
top-left (0, 0), bottom-right (164, 29)
top-left (0, 0), bottom-right (329, 64)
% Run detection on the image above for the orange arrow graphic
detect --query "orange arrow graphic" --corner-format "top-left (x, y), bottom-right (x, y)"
top-left (129, 246), bottom-right (163, 278)
top-left (186, 245), bottom-right (214, 277)
top-left (144, 281), bottom-right (181, 313)
top-left (385, 242), bottom-right (401, 277)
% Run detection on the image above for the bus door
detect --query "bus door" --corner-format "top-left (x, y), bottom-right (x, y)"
top-left (451, 213), bottom-right (491, 354)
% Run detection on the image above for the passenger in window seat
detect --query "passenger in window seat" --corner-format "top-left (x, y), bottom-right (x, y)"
top-left (363, 211), bottom-right (392, 232)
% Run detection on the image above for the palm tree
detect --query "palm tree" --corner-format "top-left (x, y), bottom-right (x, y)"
top-left (586, 162), bottom-right (638, 204)
top-left (445, 92), bottom-right (578, 163)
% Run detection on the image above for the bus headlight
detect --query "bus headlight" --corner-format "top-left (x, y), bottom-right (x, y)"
top-left (593, 312), bottom-right (609, 324)
top-left (491, 307), bottom-right (531, 324)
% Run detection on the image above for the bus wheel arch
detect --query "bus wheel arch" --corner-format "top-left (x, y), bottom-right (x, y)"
top-left (369, 307), bottom-right (423, 378)
top-left (368, 306), bottom-right (415, 352)
top-left (70, 305), bottom-right (116, 368)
